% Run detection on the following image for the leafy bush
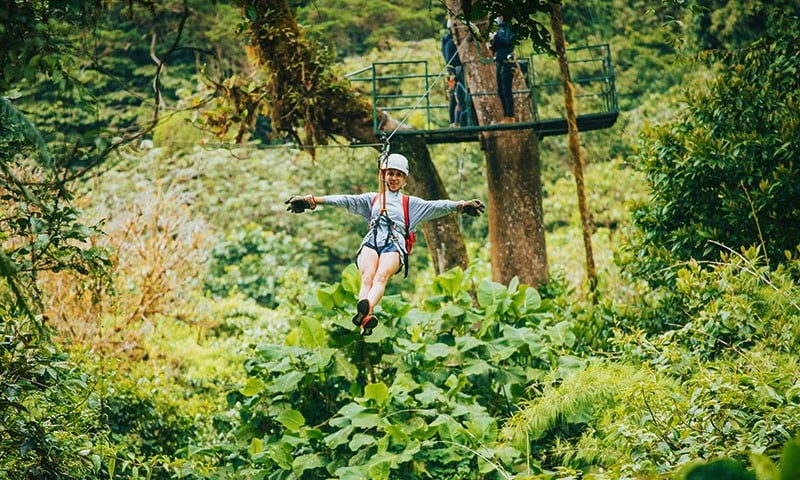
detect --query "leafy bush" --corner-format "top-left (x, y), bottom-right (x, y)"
top-left (627, 15), bottom-right (800, 283)
top-left (101, 374), bottom-right (200, 480)
top-left (0, 322), bottom-right (111, 480)
top-left (189, 264), bottom-right (568, 479)
top-left (205, 224), bottom-right (314, 308)
top-left (676, 436), bottom-right (800, 480)
top-left (1, 102), bottom-right (112, 478)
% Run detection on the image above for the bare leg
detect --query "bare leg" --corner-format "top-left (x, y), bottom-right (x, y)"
top-left (357, 247), bottom-right (379, 308)
top-left (366, 252), bottom-right (401, 310)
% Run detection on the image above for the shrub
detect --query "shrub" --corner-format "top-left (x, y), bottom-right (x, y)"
top-left (626, 14), bottom-right (800, 284)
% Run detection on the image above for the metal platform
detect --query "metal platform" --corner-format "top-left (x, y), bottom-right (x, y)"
top-left (346, 44), bottom-right (619, 145)
top-left (384, 111), bottom-right (620, 144)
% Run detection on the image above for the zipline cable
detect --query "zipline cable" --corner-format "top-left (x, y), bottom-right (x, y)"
top-left (380, 44), bottom-right (462, 145)
top-left (374, 42), bottom-right (462, 211)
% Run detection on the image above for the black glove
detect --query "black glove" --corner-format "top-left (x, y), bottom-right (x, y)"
top-left (461, 199), bottom-right (485, 216)
top-left (285, 195), bottom-right (315, 214)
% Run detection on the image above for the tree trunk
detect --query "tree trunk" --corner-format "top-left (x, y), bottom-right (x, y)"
top-left (549, 1), bottom-right (597, 292)
top-left (448, 2), bottom-right (549, 287)
top-left (239, 0), bottom-right (469, 274)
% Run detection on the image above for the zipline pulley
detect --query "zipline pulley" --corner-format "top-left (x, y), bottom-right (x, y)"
top-left (376, 133), bottom-right (391, 213)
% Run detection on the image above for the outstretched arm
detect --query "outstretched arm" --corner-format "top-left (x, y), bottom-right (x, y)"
top-left (286, 193), bottom-right (374, 220)
top-left (408, 197), bottom-right (486, 227)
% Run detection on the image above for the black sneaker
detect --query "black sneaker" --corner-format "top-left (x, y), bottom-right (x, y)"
top-left (360, 314), bottom-right (378, 336)
top-left (351, 299), bottom-right (370, 327)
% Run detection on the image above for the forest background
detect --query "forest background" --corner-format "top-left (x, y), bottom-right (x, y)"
top-left (1, 0), bottom-right (800, 479)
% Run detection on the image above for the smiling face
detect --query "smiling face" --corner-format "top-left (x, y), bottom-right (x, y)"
top-left (385, 168), bottom-right (407, 192)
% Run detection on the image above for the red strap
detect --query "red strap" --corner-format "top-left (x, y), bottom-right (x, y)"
top-left (402, 194), bottom-right (409, 232)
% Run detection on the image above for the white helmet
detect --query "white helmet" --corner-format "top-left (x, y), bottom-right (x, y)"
top-left (385, 153), bottom-right (409, 176)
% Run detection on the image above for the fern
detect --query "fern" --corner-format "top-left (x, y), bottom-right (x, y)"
top-left (501, 362), bottom-right (651, 443)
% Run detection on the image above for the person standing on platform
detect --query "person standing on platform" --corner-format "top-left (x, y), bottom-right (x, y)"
top-left (488, 15), bottom-right (515, 123)
top-left (441, 19), bottom-right (465, 127)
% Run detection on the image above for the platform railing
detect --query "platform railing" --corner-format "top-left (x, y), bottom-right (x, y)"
top-left (345, 43), bottom-right (618, 140)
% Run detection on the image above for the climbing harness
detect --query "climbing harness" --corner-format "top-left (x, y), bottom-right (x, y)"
top-left (367, 134), bottom-right (415, 277)
top-left (361, 34), bottom-right (465, 274)
top-left (368, 188), bottom-right (415, 278)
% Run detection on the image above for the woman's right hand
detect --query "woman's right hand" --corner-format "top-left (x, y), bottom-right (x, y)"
top-left (285, 195), bottom-right (316, 213)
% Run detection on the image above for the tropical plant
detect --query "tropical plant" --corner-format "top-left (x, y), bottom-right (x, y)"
top-left (675, 436), bottom-right (800, 480)
top-left (1, 94), bottom-right (112, 480)
top-left (186, 264), bottom-right (566, 479)
top-left (626, 13), bottom-right (800, 284)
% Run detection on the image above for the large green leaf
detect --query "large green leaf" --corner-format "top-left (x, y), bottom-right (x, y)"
top-left (465, 416), bottom-right (497, 443)
top-left (350, 410), bottom-right (382, 429)
top-left (384, 423), bottom-right (410, 443)
top-left (333, 403), bottom-right (366, 428)
top-left (501, 325), bottom-right (545, 356)
top-left (334, 466), bottom-right (367, 480)
top-left (341, 263), bottom-right (361, 296)
top-left (291, 453), bottom-right (325, 476)
top-left (477, 279), bottom-right (508, 310)
top-left (456, 335), bottom-right (485, 353)
top-left (348, 433), bottom-right (376, 451)
top-left (423, 342), bottom-right (453, 361)
top-left (546, 321), bottom-right (576, 348)
top-left (433, 266), bottom-right (464, 298)
top-left (268, 442), bottom-right (293, 470)
top-left (415, 384), bottom-right (447, 406)
top-left (317, 282), bottom-right (348, 310)
top-left (363, 382), bottom-right (390, 407)
top-left (277, 409), bottom-right (306, 431)
top-left (307, 347), bottom-right (335, 373)
top-left (323, 425), bottom-right (354, 449)
top-left (367, 460), bottom-right (391, 480)
top-left (513, 285), bottom-right (542, 314)
top-left (749, 453), bottom-right (779, 480)
top-left (299, 317), bottom-right (327, 348)
top-left (333, 351), bottom-right (358, 381)
top-left (317, 283), bottom-right (339, 310)
top-left (445, 374), bottom-right (466, 398)
top-left (241, 377), bottom-right (265, 397)
top-left (268, 371), bottom-right (305, 393)
top-left (248, 437), bottom-right (263, 456)
top-left (780, 438), bottom-right (800, 480)
top-left (462, 359), bottom-right (493, 376)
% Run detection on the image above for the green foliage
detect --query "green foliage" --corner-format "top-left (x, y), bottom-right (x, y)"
top-left (0, 0), bottom-right (91, 94)
top-left (100, 373), bottom-right (201, 480)
top-left (501, 362), bottom-right (652, 444)
top-left (192, 265), bottom-right (566, 478)
top-left (205, 223), bottom-right (315, 308)
top-left (675, 436), bottom-right (800, 480)
top-left (627, 14), bottom-right (800, 283)
top-left (297, 0), bottom-right (441, 58)
top-left (0, 321), bottom-right (109, 480)
top-left (5, 2), bottom-right (800, 480)
top-left (620, 246), bottom-right (800, 359)
top-left (684, 0), bottom-right (800, 52)
top-left (1, 92), bottom-right (113, 479)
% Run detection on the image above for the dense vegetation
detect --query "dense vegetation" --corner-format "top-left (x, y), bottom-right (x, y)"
top-left (1, 1), bottom-right (799, 479)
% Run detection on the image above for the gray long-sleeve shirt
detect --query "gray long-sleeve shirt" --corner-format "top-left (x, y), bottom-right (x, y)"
top-left (322, 190), bottom-right (460, 253)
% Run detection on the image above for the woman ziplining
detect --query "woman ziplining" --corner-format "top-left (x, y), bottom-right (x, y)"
top-left (285, 152), bottom-right (485, 336)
